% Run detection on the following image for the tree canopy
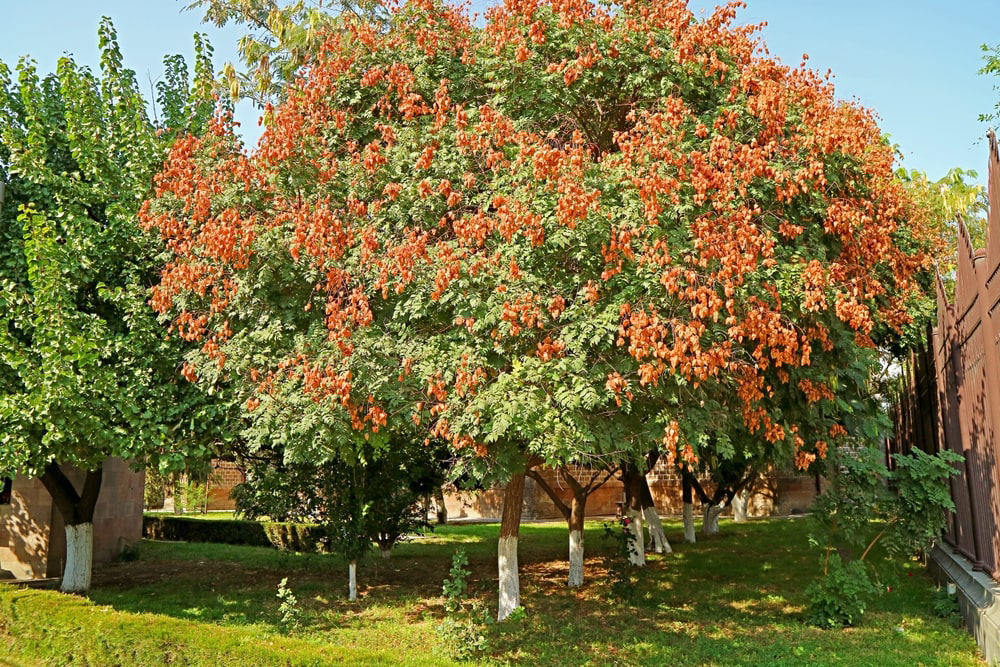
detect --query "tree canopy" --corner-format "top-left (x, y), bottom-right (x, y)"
top-left (145, 0), bottom-right (933, 507)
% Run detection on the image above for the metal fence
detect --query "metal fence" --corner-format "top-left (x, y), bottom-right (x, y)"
top-left (891, 131), bottom-right (1000, 577)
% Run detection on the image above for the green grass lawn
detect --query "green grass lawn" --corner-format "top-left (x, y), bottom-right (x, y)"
top-left (0, 518), bottom-right (985, 666)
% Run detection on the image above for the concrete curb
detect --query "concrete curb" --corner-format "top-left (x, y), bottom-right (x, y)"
top-left (928, 542), bottom-right (999, 665)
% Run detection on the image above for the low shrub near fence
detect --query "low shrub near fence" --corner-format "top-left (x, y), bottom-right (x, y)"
top-left (143, 515), bottom-right (329, 553)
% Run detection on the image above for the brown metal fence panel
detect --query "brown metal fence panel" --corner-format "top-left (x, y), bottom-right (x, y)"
top-left (933, 283), bottom-right (975, 559)
top-left (892, 133), bottom-right (1000, 578)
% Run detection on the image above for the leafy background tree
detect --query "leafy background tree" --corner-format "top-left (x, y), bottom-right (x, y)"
top-left (185, 0), bottom-right (382, 106)
top-left (0, 19), bottom-right (220, 592)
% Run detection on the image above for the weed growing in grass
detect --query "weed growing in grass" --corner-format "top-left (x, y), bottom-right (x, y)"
top-left (602, 517), bottom-right (639, 603)
top-left (435, 549), bottom-right (492, 661)
top-left (276, 577), bottom-right (302, 630)
top-left (442, 548), bottom-right (470, 613)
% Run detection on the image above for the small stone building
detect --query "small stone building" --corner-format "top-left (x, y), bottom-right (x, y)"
top-left (206, 461), bottom-right (246, 511)
top-left (0, 457), bottom-right (144, 580)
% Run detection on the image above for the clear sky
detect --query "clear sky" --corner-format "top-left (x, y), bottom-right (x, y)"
top-left (3, 1), bottom-right (997, 182)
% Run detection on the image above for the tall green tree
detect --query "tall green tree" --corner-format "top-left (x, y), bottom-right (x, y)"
top-left (0, 19), bottom-right (219, 592)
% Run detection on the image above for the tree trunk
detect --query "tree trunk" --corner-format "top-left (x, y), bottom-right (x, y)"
top-left (434, 486), bottom-right (448, 525)
top-left (348, 560), bottom-right (358, 600)
top-left (732, 487), bottom-right (750, 523)
top-left (702, 502), bottom-right (724, 535)
top-left (643, 506), bottom-right (671, 554)
top-left (621, 464), bottom-right (646, 565)
top-left (62, 523), bottom-right (94, 593)
top-left (682, 474), bottom-right (696, 543)
top-left (627, 509), bottom-right (645, 565)
top-left (38, 461), bottom-right (103, 593)
top-left (567, 494), bottom-right (585, 588)
top-left (638, 475), bottom-right (670, 554)
top-left (497, 472), bottom-right (524, 621)
top-left (379, 548), bottom-right (391, 559)
top-left (527, 465), bottom-right (613, 588)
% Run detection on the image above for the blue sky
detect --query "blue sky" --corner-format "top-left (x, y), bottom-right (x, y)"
top-left (3, 1), bottom-right (997, 182)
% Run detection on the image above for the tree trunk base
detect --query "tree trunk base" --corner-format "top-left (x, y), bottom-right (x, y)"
top-left (627, 510), bottom-right (646, 566)
top-left (702, 503), bottom-right (723, 535)
top-left (732, 488), bottom-right (750, 523)
top-left (568, 529), bottom-right (584, 588)
top-left (60, 523), bottom-right (94, 593)
top-left (643, 506), bottom-right (671, 554)
top-left (683, 502), bottom-right (696, 543)
top-left (498, 535), bottom-right (520, 620)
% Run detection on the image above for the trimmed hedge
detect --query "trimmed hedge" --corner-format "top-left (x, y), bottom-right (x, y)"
top-left (143, 516), bottom-right (329, 553)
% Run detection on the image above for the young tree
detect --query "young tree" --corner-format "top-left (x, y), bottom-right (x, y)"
top-left (896, 167), bottom-right (987, 298)
top-left (0, 20), bottom-right (218, 592)
top-left (145, 0), bottom-right (933, 619)
top-left (231, 433), bottom-right (446, 599)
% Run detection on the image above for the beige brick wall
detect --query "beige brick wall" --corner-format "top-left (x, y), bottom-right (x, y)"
top-left (0, 478), bottom-right (54, 579)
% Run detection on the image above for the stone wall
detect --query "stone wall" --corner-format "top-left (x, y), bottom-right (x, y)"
top-left (0, 457), bottom-right (144, 580)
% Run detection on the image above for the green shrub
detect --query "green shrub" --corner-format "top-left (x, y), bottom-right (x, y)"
top-left (931, 588), bottom-right (962, 625)
top-left (806, 554), bottom-right (880, 628)
top-left (808, 445), bottom-right (962, 628)
top-left (177, 481), bottom-right (210, 515)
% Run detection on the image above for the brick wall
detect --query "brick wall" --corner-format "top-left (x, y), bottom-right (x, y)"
top-left (443, 463), bottom-right (823, 522)
top-left (206, 461), bottom-right (245, 511)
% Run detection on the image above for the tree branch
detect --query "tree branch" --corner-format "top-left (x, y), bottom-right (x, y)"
top-left (526, 468), bottom-right (570, 520)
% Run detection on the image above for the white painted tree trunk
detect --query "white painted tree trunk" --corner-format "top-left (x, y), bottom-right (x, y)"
top-left (627, 510), bottom-right (645, 566)
top-left (348, 560), bottom-right (358, 601)
top-left (683, 502), bottom-right (696, 543)
top-left (568, 529), bottom-right (584, 588)
top-left (498, 535), bottom-right (520, 621)
top-left (60, 523), bottom-right (93, 593)
top-left (380, 548), bottom-right (391, 559)
top-left (643, 506), bottom-right (671, 554)
top-left (702, 502), bottom-right (724, 535)
top-left (732, 488), bottom-right (750, 523)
